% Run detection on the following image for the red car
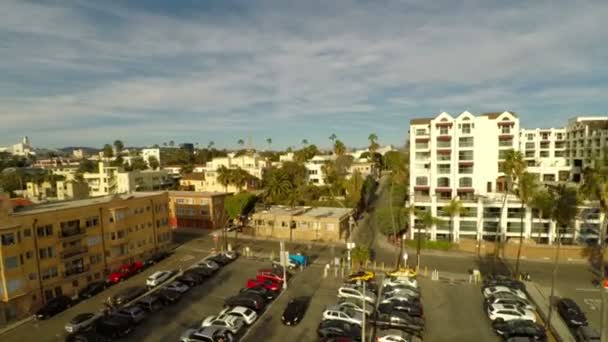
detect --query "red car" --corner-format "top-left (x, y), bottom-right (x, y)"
top-left (107, 261), bottom-right (143, 284)
top-left (247, 277), bottom-right (282, 292)
top-left (257, 269), bottom-right (286, 283)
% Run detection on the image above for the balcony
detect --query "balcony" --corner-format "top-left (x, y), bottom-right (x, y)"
top-left (59, 228), bottom-right (85, 240)
top-left (60, 246), bottom-right (89, 260)
top-left (62, 265), bottom-right (90, 279)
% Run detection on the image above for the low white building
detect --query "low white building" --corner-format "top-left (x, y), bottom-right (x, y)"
top-left (349, 145), bottom-right (396, 159)
top-left (8, 136), bottom-right (35, 157)
top-left (304, 155), bottom-right (335, 186)
top-left (199, 153), bottom-right (270, 192)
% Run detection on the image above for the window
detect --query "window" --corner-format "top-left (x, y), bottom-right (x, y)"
top-left (415, 129), bottom-right (427, 135)
top-left (459, 137), bottom-right (474, 147)
top-left (415, 152), bottom-right (430, 161)
top-left (415, 177), bottom-right (428, 186)
top-left (415, 142), bottom-right (429, 149)
top-left (462, 124), bottom-right (471, 134)
top-left (543, 174), bottom-right (556, 182)
top-left (501, 126), bottom-right (511, 134)
top-left (37, 225), bottom-right (53, 238)
top-left (437, 140), bottom-right (451, 148)
top-left (498, 150), bottom-right (510, 159)
top-left (527, 133), bottom-right (534, 140)
top-left (439, 127), bottom-right (448, 135)
top-left (540, 151), bottom-right (549, 157)
top-left (499, 138), bottom-right (513, 147)
top-left (459, 177), bottom-right (473, 187)
top-left (459, 221), bottom-right (477, 231)
top-left (25, 251), bottom-right (33, 259)
top-left (458, 151), bottom-right (473, 160)
top-left (525, 142), bottom-right (534, 149)
top-left (39, 247), bottom-right (54, 260)
top-left (326, 223), bottom-right (335, 231)
top-left (540, 141), bottom-right (550, 149)
top-left (1, 233), bottom-right (15, 246)
top-left (437, 164), bottom-right (450, 174)
top-left (87, 236), bottom-right (102, 247)
top-left (556, 133), bottom-right (563, 140)
top-left (437, 178), bottom-right (450, 187)
top-left (41, 267), bottom-right (59, 280)
top-left (7, 279), bottom-right (22, 294)
top-left (525, 151), bottom-right (535, 158)
top-left (85, 217), bottom-right (99, 228)
top-left (459, 165), bottom-right (473, 174)
top-left (23, 229), bottom-right (31, 237)
top-left (89, 254), bottom-right (102, 265)
top-left (437, 153), bottom-right (451, 161)
top-left (4, 256), bottom-right (19, 269)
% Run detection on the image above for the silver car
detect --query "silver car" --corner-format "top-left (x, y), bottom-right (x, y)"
top-left (113, 305), bottom-right (147, 324)
top-left (64, 312), bottom-right (102, 333)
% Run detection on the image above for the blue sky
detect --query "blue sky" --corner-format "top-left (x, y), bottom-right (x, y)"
top-left (0, 0), bottom-right (607, 150)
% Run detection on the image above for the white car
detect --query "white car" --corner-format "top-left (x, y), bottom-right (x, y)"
top-left (201, 314), bottom-right (245, 334)
top-left (219, 306), bottom-right (258, 325)
top-left (196, 259), bottom-right (220, 271)
top-left (377, 329), bottom-right (422, 342)
top-left (164, 281), bottom-right (190, 293)
top-left (483, 286), bottom-right (527, 300)
top-left (337, 286), bottom-right (377, 304)
top-left (338, 298), bottom-right (375, 316)
top-left (382, 286), bottom-right (420, 299)
top-left (487, 304), bottom-right (536, 322)
top-left (146, 270), bottom-right (174, 287)
top-left (322, 305), bottom-right (364, 326)
top-left (383, 276), bottom-right (418, 289)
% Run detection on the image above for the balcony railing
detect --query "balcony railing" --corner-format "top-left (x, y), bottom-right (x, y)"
top-left (62, 265), bottom-right (90, 278)
top-left (60, 228), bottom-right (85, 239)
top-left (60, 246), bottom-right (89, 260)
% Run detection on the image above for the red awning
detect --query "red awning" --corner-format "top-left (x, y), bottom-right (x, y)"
top-left (414, 186), bottom-right (430, 191)
top-left (436, 136), bottom-right (452, 141)
top-left (435, 188), bottom-right (452, 193)
top-left (499, 135), bottom-right (513, 140)
top-left (437, 149), bottom-right (451, 154)
top-left (458, 161), bottom-right (474, 166)
top-left (497, 121), bottom-right (515, 126)
top-left (457, 188), bottom-right (475, 193)
top-left (415, 138), bottom-right (429, 142)
top-left (435, 122), bottom-right (453, 127)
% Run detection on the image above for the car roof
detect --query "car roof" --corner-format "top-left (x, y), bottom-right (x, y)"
top-left (230, 306), bottom-right (253, 314)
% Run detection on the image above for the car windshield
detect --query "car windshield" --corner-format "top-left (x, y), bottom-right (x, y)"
top-left (72, 313), bottom-right (93, 323)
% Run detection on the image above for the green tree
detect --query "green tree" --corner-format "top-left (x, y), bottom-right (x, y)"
top-left (217, 165), bottom-right (233, 192)
top-left (301, 139), bottom-right (308, 146)
top-left (231, 167), bottom-right (252, 192)
top-left (147, 156), bottom-right (160, 170)
top-left (546, 185), bottom-right (579, 332)
top-left (180, 164), bottom-right (194, 175)
top-left (237, 139), bottom-right (245, 149)
top-left (78, 159), bottom-right (97, 173)
top-left (415, 211), bottom-right (443, 269)
top-left (102, 144), bottom-right (114, 159)
top-left (531, 190), bottom-right (553, 241)
top-left (496, 150), bottom-right (525, 261)
top-left (333, 139), bottom-right (346, 156)
top-left (351, 245), bottom-right (371, 269)
top-left (329, 133), bottom-right (337, 143)
top-left (113, 140), bottom-right (124, 155)
top-left (263, 170), bottom-right (294, 203)
top-left (344, 170), bottom-right (364, 208)
top-left (224, 192), bottom-right (257, 220)
top-left (294, 144), bottom-right (319, 163)
top-left (208, 141), bottom-right (215, 149)
top-left (443, 198), bottom-right (467, 242)
top-left (0, 173), bottom-right (22, 196)
top-left (368, 133), bottom-right (379, 154)
top-left (266, 138), bottom-right (272, 151)
top-left (169, 140), bottom-right (175, 147)
top-left (514, 172), bottom-right (539, 275)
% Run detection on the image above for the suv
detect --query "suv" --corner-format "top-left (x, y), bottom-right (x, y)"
top-left (485, 293), bottom-right (535, 311)
top-left (109, 286), bottom-right (147, 307)
top-left (77, 281), bottom-right (107, 301)
top-left (557, 298), bottom-right (588, 327)
top-left (225, 294), bottom-right (264, 312)
top-left (337, 286), bottom-right (376, 304)
top-left (95, 315), bottom-right (133, 339)
top-left (136, 294), bottom-right (164, 312)
top-left (112, 306), bottom-right (147, 324)
top-left (322, 305), bottom-right (364, 326)
top-left (180, 326), bottom-right (234, 342)
top-left (107, 261), bottom-right (143, 284)
top-left (64, 313), bottom-right (102, 334)
top-left (492, 319), bottom-right (546, 340)
top-left (487, 304), bottom-right (536, 323)
top-left (35, 295), bottom-right (72, 320)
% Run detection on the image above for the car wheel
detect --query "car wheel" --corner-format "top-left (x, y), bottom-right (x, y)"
top-left (495, 318), bottom-right (504, 323)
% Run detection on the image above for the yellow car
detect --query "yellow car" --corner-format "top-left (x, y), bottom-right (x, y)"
top-left (348, 271), bottom-right (375, 282)
top-left (386, 267), bottom-right (417, 278)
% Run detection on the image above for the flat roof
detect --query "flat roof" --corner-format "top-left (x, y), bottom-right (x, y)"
top-left (169, 190), bottom-right (232, 198)
top-left (255, 206), bottom-right (352, 219)
top-left (13, 191), bottom-right (166, 215)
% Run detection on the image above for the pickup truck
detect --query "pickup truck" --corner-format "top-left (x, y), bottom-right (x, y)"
top-left (107, 261), bottom-right (143, 284)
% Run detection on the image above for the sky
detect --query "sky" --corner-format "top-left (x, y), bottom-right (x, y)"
top-left (0, 0), bottom-right (607, 150)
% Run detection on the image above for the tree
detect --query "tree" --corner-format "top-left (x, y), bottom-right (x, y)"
top-left (294, 144), bottom-right (319, 163)
top-left (169, 140), bottom-right (175, 147)
top-left (546, 185), bottom-right (579, 332)
top-left (333, 139), bottom-right (346, 156)
top-left (351, 245), bottom-right (371, 269)
top-left (217, 165), bottom-right (233, 192)
top-left (329, 133), bottom-right (337, 143)
top-left (102, 144), bottom-right (114, 159)
top-left (514, 172), bottom-right (539, 275)
top-left (224, 192), bottom-right (257, 220)
top-left (147, 156), bottom-right (160, 170)
top-left (415, 211), bottom-right (443, 269)
top-left (263, 170), bottom-right (294, 204)
top-left (344, 170), bottom-right (364, 208)
top-left (237, 139), bottom-right (245, 149)
top-left (180, 164), bottom-right (194, 175)
top-left (78, 159), bottom-right (97, 173)
top-left (531, 190), bottom-right (553, 241)
top-left (368, 133), bottom-right (379, 154)
top-left (231, 167), bottom-right (251, 192)
top-left (495, 150), bottom-right (525, 262)
top-left (0, 172), bottom-right (22, 196)
top-left (266, 138), bottom-right (272, 151)
top-left (301, 139), bottom-right (309, 146)
top-left (113, 140), bottom-right (124, 155)
top-left (128, 157), bottom-right (148, 171)
top-left (163, 142), bottom-right (167, 147)
top-left (208, 141), bottom-right (215, 149)
top-left (443, 198), bottom-right (467, 242)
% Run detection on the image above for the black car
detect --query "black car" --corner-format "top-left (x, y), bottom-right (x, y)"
top-left (210, 253), bottom-right (232, 265)
top-left (135, 294), bottom-right (164, 313)
top-left (95, 316), bottom-right (133, 339)
top-left (373, 311), bottom-right (425, 335)
top-left (574, 325), bottom-right (601, 342)
top-left (317, 319), bottom-right (361, 341)
top-left (225, 294), bottom-right (264, 312)
top-left (109, 286), bottom-right (147, 307)
top-left (183, 269), bottom-right (207, 283)
top-left (65, 330), bottom-right (109, 342)
top-left (78, 281), bottom-right (107, 301)
top-left (240, 285), bottom-right (278, 301)
top-left (188, 266), bottom-right (214, 277)
top-left (493, 319), bottom-right (547, 340)
top-left (35, 295), bottom-right (72, 320)
top-left (483, 275), bottom-right (526, 291)
top-left (378, 301), bottom-right (423, 318)
top-left (157, 288), bottom-right (182, 305)
top-left (281, 296), bottom-right (310, 326)
top-left (143, 251), bottom-right (171, 267)
top-left (557, 298), bottom-right (588, 327)
top-left (175, 274), bottom-right (199, 287)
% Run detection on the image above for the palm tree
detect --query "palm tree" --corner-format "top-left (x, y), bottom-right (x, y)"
top-left (514, 172), bottom-right (539, 275)
top-left (208, 141), bottom-right (215, 150)
top-left (169, 140), bottom-right (175, 147)
top-left (232, 167), bottom-right (250, 192)
top-left (102, 144), bottom-right (113, 159)
top-left (495, 150), bottom-right (525, 263)
top-left (580, 156), bottom-right (608, 339)
top-left (333, 140), bottom-right (346, 156)
top-left (546, 185), bottom-right (579, 332)
top-left (531, 189), bottom-right (553, 241)
top-left (329, 133), bottom-right (337, 144)
top-left (217, 166), bottom-right (232, 192)
top-left (301, 139), bottom-right (309, 146)
top-left (415, 211), bottom-right (443, 269)
top-left (443, 198), bottom-right (467, 242)
top-left (265, 138), bottom-right (272, 151)
top-left (237, 139), bottom-right (245, 149)
top-left (368, 133), bottom-right (379, 154)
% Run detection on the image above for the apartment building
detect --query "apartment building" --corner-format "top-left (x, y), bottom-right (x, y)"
top-left (79, 162), bottom-right (172, 197)
top-left (407, 111), bottom-right (606, 245)
top-left (25, 180), bottom-right (89, 202)
top-left (141, 148), bottom-right (161, 166)
top-left (0, 191), bottom-right (171, 324)
top-left (200, 153), bottom-right (270, 192)
top-left (167, 191), bottom-right (231, 230)
top-left (179, 173), bottom-right (206, 191)
top-left (565, 117), bottom-right (608, 182)
top-left (304, 155), bottom-right (336, 186)
top-left (251, 206), bottom-right (354, 242)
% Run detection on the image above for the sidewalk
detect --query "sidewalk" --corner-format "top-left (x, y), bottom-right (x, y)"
top-left (525, 282), bottom-right (575, 342)
top-left (0, 316), bottom-right (32, 336)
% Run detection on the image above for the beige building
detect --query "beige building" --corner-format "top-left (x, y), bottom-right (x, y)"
top-left (201, 153), bottom-right (270, 192)
top-left (179, 173), bottom-right (206, 192)
top-left (0, 191), bottom-right (171, 324)
top-left (348, 160), bottom-right (377, 179)
top-left (168, 191), bottom-right (231, 230)
top-left (251, 206), bottom-right (354, 242)
top-left (26, 180), bottom-right (89, 203)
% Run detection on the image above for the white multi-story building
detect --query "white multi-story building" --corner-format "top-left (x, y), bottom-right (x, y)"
top-left (304, 155), bottom-right (336, 186)
top-left (564, 117), bottom-right (608, 183)
top-left (6, 136), bottom-right (35, 157)
top-left (406, 111), bottom-right (602, 245)
top-left (141, 148), bottom-right (161, 166)
top-left (198, 153), bottom-right (270, 192)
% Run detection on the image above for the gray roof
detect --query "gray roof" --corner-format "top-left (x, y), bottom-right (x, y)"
top-left (255, 206), bottom-right (352, 219)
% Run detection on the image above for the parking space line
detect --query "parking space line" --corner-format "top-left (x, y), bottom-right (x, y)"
top-left (239, 288), bottom-right (287, 341)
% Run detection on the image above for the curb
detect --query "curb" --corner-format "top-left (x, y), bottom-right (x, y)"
top-left (0, 316), bottom-right (33, 336)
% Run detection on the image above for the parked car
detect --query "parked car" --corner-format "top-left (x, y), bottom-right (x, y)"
top-left (95, 316), bottom-right (133, 339)
top-left (281, 297), bottom-right (310, 326)
top-left (164, 281), bottom-right (190, 293)
top-left (348, 271), bottom-right (375, 282)
top-left (196, 259), bottom-right (220, 272)
top-left (65, 313), bottom-right (102, 334)
top-left (35, 295), bottom-right (72, 319)
top-left (176, 273), bottom-right (201, 287)
top-left (323, 305), bottom-right (364, 326)
top-left (337, 286), bottom-right (377, 304)
top-left (483, 286), bottom-right (527, 300)
top-left (109, 286), bottom-right (147, 307)
top-left (492, 319), bottom-right (547, 340)
top-left (77, 281), bottom-right (107, 301)
top-left (224, 294), bottom-right (264, 312)
top-left (188, 266), bottom-right (214, 277)
top-left (383, 276), bottom-right (418, 289)
top-left (65, 330), bottom-right (109, 342)
top-left (378, 301), bottom-right (423, 318)
top-left (210, 253), bottom-right (232, 266)
top-left (485, 293), bottom-right (535, 311)
top-left (157, 288), bottom-right (182, 305)
top-left (574, 325), bottom-right (601, 342)
top-left (373, 311), bottom-right (425, 334)
top-left (317, 319), bottom-right (361, 341)
top-left (112, 305), bottom-right (147, 324)
top-left (483, 275), bottom-right (526, 291)
top-left (219, 306), bottom-right (258, 325)
top-left (239, 285), bottom-right (278, 301)
top-left (383, 286), bottom-right (420, 299)
top-left (222, 251), bottom-right (239, 261)
top-left (338, 298), bottom-right (375, 316)
top-left (136, 294), bottom-right (164, 313)
top-left (146, 270), bottom-right (174, 287)
top-left (376, 329), bottom-right (422, 342)
top-left (107, 261), bottom-right (143, 284)
top-left (180, 326), bottom-right (234, 342)
top-left (247, 277), bottom-right (282, 292)
top-left (201, 314), bottom-right (245, 334)
top-left (143, 251), bottom-right (171, 267)
top-left (382, 295), bottom-right (421, 306)
top-left (557, 298), bottom-right (588, 327)
top-left (487, 304), bottom-right (536, 323)
top-left (257, 270), bottom-right (286, 283)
